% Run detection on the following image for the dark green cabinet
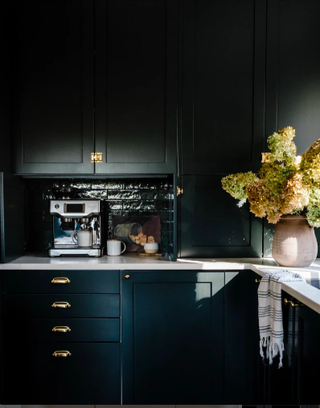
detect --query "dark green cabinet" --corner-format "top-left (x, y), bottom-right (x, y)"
top-left (11, 0), bottom-right (95, 175)
top-left (178, 0), bottom-right (266, 258)
top-left (3, 342), bottom-right (120, 404)
top-left (224, 270), bottom-right (258, 404)
top-left (179, 175), bottom-right (263, 257)
top-left (94, 0), bottom-right (178, 174)
top-left (251, 278), bottom-right (320, 406)
top-left (122, 270), bottom-right (225, 404)
top-left (1, 269), bottom-right (121, 404)
top-left (122, 269), bottom-right (257, 404)
top-left (265, 0), bottom-right (320, 151)
top-left (264, 0), bottom-right (320, 257)
top-left (181, 0), bottom-right (266, 175)
top-left (11, 0), bottom-right (178, 175)
top-left (295, 296), bottom-right (320, 404)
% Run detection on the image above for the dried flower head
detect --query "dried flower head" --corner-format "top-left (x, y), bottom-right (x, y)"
top-left (221, 171), bottom-right (258, 202)
top-left (221, 126), bottom-right (320, 226)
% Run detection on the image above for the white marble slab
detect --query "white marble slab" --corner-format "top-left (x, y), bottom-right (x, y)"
top-left (1, 255), bottom-right (320, 315)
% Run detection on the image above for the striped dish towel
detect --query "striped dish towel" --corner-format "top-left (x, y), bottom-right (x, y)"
top-left (258, 269), bottom-right (305, 368)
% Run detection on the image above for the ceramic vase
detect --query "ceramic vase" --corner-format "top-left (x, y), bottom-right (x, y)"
top-left (272, 215), bottom-right (318, 267)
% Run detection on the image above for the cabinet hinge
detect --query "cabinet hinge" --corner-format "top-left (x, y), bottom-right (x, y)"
top-left (91, 152), bottom-right (103, 163)
top-left (177, 186), bottom-right (184, 196)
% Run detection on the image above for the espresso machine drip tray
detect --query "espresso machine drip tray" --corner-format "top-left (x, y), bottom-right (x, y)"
top-left (49, 248), bottom-right (103, 257)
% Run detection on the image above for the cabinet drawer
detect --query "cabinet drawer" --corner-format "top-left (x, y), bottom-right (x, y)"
top-left (3, 294), bottom-right (120, 318)
top-left (3, 342), bottom-right (120, 404)
top-left (2, 270), bottom-right (119, 293)
top-left (3, 318), bottom-right (120, 342)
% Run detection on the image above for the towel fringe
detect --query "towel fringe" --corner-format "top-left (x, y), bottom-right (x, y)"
top-left (260, 335), bottom-right (284, 368)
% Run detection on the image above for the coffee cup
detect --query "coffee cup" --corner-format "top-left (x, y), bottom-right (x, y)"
top-left (72, 229), bottom-right (93, 247)
top-left (107, 239), bottom-right (126, 256)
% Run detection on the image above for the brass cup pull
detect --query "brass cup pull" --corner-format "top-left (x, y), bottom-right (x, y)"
top-left (51, 301), bottom-right (71, 309)
top-left (284, 298), bottom-right (302, 308)
top-left (52, 350), bottom-right (72, 358)
top-left (52, 326), bottom-right (71, 333)
top-left (51, 277), bottom-right (70, 284)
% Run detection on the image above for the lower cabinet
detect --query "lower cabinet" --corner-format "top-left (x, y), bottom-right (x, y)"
top-left (4, 267), bottom-right (311, 404)
top-left (121, 269), bottom-right (257, 404)
top-left (296, 296), bottom-right (320, 405)
top-left (1, 269), bottom-right (121, 404)
top-left (251, 280), bottom-right (320, 406)
top-left (3, 343), bottom-right (120, 404)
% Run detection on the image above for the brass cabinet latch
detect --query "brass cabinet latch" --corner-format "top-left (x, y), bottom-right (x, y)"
top-left (177, 186), bottom-right (184, 196)
top-left (91, 152), bottom-right (103, 163)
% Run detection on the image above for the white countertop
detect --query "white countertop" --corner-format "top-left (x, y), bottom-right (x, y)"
top-left (1, 254), bottom-right (320, 315)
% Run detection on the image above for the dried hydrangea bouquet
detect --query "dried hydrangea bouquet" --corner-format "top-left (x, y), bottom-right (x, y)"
top-left (221, 126), bottom-right (320, 266)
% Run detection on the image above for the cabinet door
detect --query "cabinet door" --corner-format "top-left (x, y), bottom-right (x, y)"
top-left (266, 0), bottom-right (320, 152)
top-left (3, 342), bottom-right (120, 404)
top-left (296, 300), bottom-right (320, 404)
top-left (122, 270), bottom-right (224, 404)
top-left (224, 270), bottom-right (258, 404)
top-left (264, 0), bottom-right (320, 256)
top-left (94, 0), bottom-right (178, 174)
top-left (179, 175), bottom-right (263, 257)
top-left (181, 0), bottom-right (266, 174)
top-left (11, 0), bottom-right (94, 175)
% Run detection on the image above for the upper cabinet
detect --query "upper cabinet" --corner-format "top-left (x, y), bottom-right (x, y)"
top-left (180, 0), bottom-right (267, 175)
top-left (11, 0), bottom-right (178, 175)
top-left (263, 0), bottom-right (320, 257)
top-left (11, 0), bottom-right (95, 175)
top-left (266, 0), bottom-right (320, 153)
top-left (94, 0), bottom-right (178, 175)
top-left (178, 0), bottom-right (267, 257)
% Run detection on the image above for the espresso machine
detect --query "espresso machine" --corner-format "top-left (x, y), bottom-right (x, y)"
top-left (48, 199), bottom-right (104, 257)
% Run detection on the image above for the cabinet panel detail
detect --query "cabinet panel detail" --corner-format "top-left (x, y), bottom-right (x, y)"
top-left (2, 270), bottom-right (120, 294)
top-left (181, 0), bottom-right (266, 174)
top-left (3, 294), bottom-right (120, 318)
top-left (12, 0), bottom-right (94, 174)
top-left (179, 175), bottom-right (263, 257)
top-left (3, 343), bottom-right (121, 404)
top-left (122, 270), bottom-right (224, 404)
top-left (3, 318), bottom-right (120, 342)
top-left (95, 0), bottom-right (178, 174)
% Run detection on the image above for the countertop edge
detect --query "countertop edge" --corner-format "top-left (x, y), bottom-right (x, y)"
top-left (1, 256), bottom-right (320, 315)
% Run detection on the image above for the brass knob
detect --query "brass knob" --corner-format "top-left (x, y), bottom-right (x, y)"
top-left (51, 301), bottom-right (71, 309)
top-left (124, 274), bottom-right (131, 279)
top-left (52, 326), bottom-right (71, 333)
top-left (51, 277), bottom-right (70, 284)
top-left (52, 350), bottom-right (72, 357)
top-left (255, 278), bottom-right (261, 283)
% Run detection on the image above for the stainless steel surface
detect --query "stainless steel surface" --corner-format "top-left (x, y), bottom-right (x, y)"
top-left (49, 199), bottom-right (103, 257)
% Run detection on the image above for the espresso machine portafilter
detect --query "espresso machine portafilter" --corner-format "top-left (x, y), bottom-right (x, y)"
top-left (48, 199), bottom-right (104, 257)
